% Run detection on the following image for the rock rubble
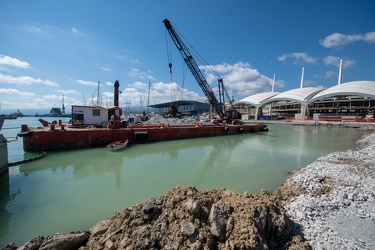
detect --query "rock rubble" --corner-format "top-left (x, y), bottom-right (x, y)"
top-left (142, 115), bottom-right (203, 126)
top-left (276, 131), bottom-right (375, 249)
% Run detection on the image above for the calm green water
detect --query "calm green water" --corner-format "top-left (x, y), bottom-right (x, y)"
top-left (0, 117), bottom-right (366, 245)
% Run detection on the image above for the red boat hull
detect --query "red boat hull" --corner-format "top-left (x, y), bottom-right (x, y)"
top-left (20, 123), bottom-right (267, 152)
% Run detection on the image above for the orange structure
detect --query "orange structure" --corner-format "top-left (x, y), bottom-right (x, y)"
top-left (18, 123), bottom-right (267, 152)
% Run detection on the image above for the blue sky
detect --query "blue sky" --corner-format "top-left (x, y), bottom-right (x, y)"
top-left (1, 0), bottom-right (374, 115)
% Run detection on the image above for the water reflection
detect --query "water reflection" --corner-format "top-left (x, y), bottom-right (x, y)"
top-left (14, 135), bottom-right (246, 183)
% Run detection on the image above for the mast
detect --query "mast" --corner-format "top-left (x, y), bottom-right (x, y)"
top-left (62, 95), bottom-right (65, 114)
top-left (338, 59), bottom-right (343, 85)
top-left (300, 67), bottom-right (304, 88)
top-left (147, 82), bottom-right (151, 115)
top-left (97, 81), bottom-right (100, 105)
top-left (114, 80), bottom-right (120, 107)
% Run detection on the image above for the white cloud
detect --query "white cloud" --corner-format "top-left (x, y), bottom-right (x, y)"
top-left (278, 52), bottom-right (317, 64)
top-left (43, 94), bottom-right (63, 100)
top-left (115, 81), bottom-right (205, 106)
top-left (314, 70), bottom-right (337, 79)
top-left (25, 26), bottom-right (45, 34)
top-left (83, 61), bottom-right (285, 106)
top-left (323, 56), bottom-right (355, 68)
top-left (127, 68), bottom-right (156, 81)
top-left (323, 56), bottom-right (340, 66)
top-left (0, 73), bottom-right (58, 86)
top-left (319, 31), bottom-right (375, 48)
top-left (200, 62), bottom-right (282, 96)
top-left (151, 81), bottom-right (204, 103)
top-left (0, 55), bottom-right (30, 69)
top-left (56, 89), bottom-right (80, 95)
top-left (364, 31), bottom-right (375, 43)
top-left (129, 81), bottom-right (149, 90)
top-left (72, 27), bottom-right (84, 36)
top-left (75, 79), bottom-right (99, 87)
top-left (100, 67), bottom-right (111, 72)
top-left (129, 59), bottom-right (140, 64)
top-left (115, 55), bottom-right (140, 64)
top-left (0, 88), bottom-right (35, 96)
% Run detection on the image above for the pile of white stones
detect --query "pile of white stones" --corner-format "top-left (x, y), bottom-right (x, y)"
top-left (285, 132), bottom-right (375, 249)
top-left (143, 115), bottom-right (203, 125)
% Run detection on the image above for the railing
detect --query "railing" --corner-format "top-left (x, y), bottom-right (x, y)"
top-left (285, 116), bottom-right (375, 123)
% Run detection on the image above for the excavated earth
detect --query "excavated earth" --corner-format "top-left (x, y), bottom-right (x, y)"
top-left (3, 186), bottom-right (309, 250)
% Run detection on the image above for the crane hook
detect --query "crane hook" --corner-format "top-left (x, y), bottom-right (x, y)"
top-left (168, 63), bottom-right (172, 74)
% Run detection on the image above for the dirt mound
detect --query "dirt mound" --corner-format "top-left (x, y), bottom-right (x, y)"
top-left (83, 186), bottom-right (308, 250)
top-left (4, 186), bottom-right (310, 250)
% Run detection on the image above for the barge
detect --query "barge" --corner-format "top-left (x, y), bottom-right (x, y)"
top-left (17, 80), bottom-right (268, 152)
top-left (18, 123), bottom-right (267, 152)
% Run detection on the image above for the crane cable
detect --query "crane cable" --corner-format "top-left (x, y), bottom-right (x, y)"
top-left (175, 28), bottom-right (227, 108)
top-left (165, 29), bottom-right (176, 103)
top-left (187, 41), bottom-right (233, 106)
top-left (180, 30), bottom-right (221, 80)
top-left (178, 64), bottom-right (187, 101)
top-left (166, 24), bottom-right (226, 105)
top-left (165, 27), bottom-right (188, 103)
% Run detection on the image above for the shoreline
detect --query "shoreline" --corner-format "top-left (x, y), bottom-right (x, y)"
top-left (2, 126), bottom-right (374, 249)
top-left (247, 119), bottom-right (375, 128)
top-left (276, 127), bottom-right (375, 249)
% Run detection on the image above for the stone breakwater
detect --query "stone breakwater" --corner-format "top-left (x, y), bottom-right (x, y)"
top-left (276, 130), bottom-right (375, 249)
top-left (2, 129), bottom-right (374, 250)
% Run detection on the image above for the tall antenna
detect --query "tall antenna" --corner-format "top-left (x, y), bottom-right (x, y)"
top-left (338, 59), bottom-right (343, 85)
top-left (271, 74), bottom-right (276, 92)
top-left (300, 67), bottom-right (305, 88)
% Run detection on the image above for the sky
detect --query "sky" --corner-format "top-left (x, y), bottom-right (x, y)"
top-left (1, 0), bottom-right (374, 115)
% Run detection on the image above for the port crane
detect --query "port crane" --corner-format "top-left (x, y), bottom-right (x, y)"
top-left (163, 19), bottom-right (239, 120)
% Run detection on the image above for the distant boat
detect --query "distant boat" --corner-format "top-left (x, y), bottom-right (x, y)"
top-left (4, 110), bottom-right (23, 119)
top-left (5, 113), bottom-right (18, 119)
top-left (106, 139), bottom-right (129, 151)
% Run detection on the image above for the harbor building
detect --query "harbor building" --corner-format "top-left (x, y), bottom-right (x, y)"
top-left (234, 80), bottom-right (375, 121)
top-left (149, 100), bottom-right (210, 117)
top-left (234, 64), bottom-right (375, 122)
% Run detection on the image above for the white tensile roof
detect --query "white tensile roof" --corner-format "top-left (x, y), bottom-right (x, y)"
top-left (233, 92), bottom-right (280, 107)
top-left (264, 87), bottom-right (325, 104)
top-left (310, 81), bottom-right (375, 101)
top-left (233, 80), bottom-right (374, 107)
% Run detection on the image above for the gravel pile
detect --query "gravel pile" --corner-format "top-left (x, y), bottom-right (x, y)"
top-left (281, 132), bottom-right (375, 249)
top-left (142, 115), bottom-right (202, 125)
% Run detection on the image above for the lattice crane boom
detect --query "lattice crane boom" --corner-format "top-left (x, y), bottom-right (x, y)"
top-left (163, 19), bottom-right (225, 118)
